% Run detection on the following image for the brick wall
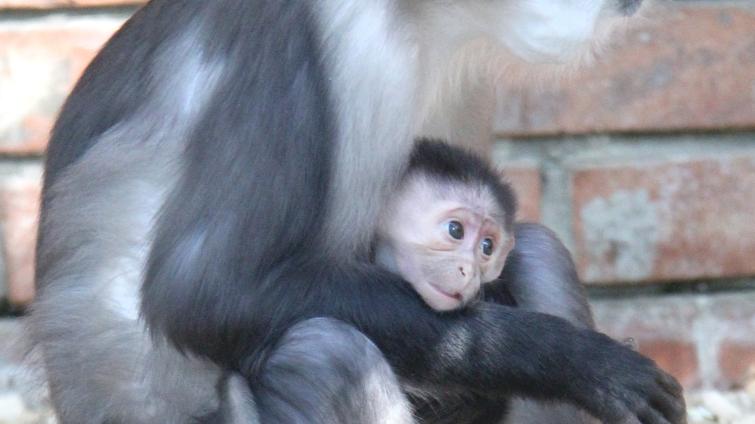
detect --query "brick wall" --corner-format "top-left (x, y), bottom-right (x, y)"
top-left (0, 0), bottom-right (753, 390)
top-left (493, 1), bottom-right (755, 390)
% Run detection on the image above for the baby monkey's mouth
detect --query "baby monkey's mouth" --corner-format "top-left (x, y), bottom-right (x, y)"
top-left (428, 282), bottom-right (463, 302)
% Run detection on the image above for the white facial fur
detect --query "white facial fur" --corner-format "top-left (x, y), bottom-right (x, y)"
top-left (417, 0), bottom-right (635, 65)
top-left (375, 174), bottom-right (513, 311)
top-left (500, 0), bottom-right (611, 63)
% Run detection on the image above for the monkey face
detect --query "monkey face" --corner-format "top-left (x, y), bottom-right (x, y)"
top-left (376, 177), bottom-right (513, 311)
top-left (391, 209), bottom-right (513, 311)
top-left (416, 0), bottom-right (644, 65)
top-left (498, 0), bottom-right (644, 63)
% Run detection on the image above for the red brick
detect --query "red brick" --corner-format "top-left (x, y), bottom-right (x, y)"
top-left (639, 339), bottom-right (700, 389)
top-left (572, 154), bottom-right (755, 284)
top-left (719, 342), bottom-right (755, 388)
top-left (0, 22), bottom-right (123, 154)
top-left (0, 173), bottom-right (42, 306)
top-left (593, 295), bottom-right (702, 388)
top-left (0, 0), bottom-right (141, 8)
top-left (495, 4), bottom-right (755, 136)
top-left (595, 318), bottom-right (700, 387)
top-left (594, 292), bottom-right (755, 389)
top-left (500, 164), bottom-right (541, 222)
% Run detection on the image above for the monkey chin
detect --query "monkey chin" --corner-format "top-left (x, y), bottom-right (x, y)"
top-left (417, 281), bottom-right (467, 312)
top-left (480, 0), bottom-right (647, 84)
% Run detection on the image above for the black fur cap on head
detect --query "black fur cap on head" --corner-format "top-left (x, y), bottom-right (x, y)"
top-left (408, 138), bottom-right (517, 230)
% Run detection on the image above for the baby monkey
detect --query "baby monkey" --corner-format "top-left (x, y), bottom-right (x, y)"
top-left (375, 139), bottom-right (517, 311)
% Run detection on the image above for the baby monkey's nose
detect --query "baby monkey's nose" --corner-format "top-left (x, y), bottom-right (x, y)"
top-left (458, 264), bottom-right (476, 282)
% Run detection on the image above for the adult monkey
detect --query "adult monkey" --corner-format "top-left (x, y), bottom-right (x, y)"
top-left (30, 1), bottom-right (685, 424)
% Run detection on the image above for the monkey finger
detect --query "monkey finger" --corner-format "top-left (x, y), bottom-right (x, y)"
top-left (650, 386), bottom-right (687, 424)
top-left (637, 403), bottom-right (673, 424)
top-left (657, 371), bottom-right (684, 398)
top-left (620, 415), bottom-right (643, 424)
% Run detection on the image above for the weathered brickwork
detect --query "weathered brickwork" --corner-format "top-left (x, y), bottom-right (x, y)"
top-left (0, 167), bottom-right (42, 305)
top-left (572, 154), bottom-right (755, 284)
top-left (0, 20), bottom-right (125, 154)
top-left (499, 164), bottom-right (541, 222)
top-left (719, 342), bottom-right (755, 387)
top-left (593, 291), bottom-right (755, 390)
top-left (494, 3), bottom-right (755, 136)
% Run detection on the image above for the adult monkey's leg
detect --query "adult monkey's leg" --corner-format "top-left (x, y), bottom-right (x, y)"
top-left (494, 223), bottom-right (597, 424)
top-left (214, 318), bottom-right (414, 424)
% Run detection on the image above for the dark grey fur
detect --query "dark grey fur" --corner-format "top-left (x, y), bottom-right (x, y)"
top-left (213, 318), bottom-right (411, 424)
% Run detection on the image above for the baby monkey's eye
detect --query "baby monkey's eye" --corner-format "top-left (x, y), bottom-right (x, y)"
top-left (448, 221), bottom-right (464, 240)
top-left (481, 238), bottom-right (494, 256)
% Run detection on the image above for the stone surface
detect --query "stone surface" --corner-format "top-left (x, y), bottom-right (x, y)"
top-left (494, 3), bottom-right (755, 136)
top-left (708, 294), bottom-right (755, 388)
top-left (719, 342), bottom-right (755, 388)
top-left (593, 293), bottom-right (702, 388)
top-left (0, 168), bottom-right (42, 305)
top-left (592, 289), bottom-right (755, 390)
top-left (572, 154), bottom-right (755, 284)
top-left (499, 164), bottom-right (541, 222)
top-left (0, 19), bottom-right (124, 154)
top-left (638, 339), bottom-right (700, 389)
top-left (688, 390), bottom-right (755, 424)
